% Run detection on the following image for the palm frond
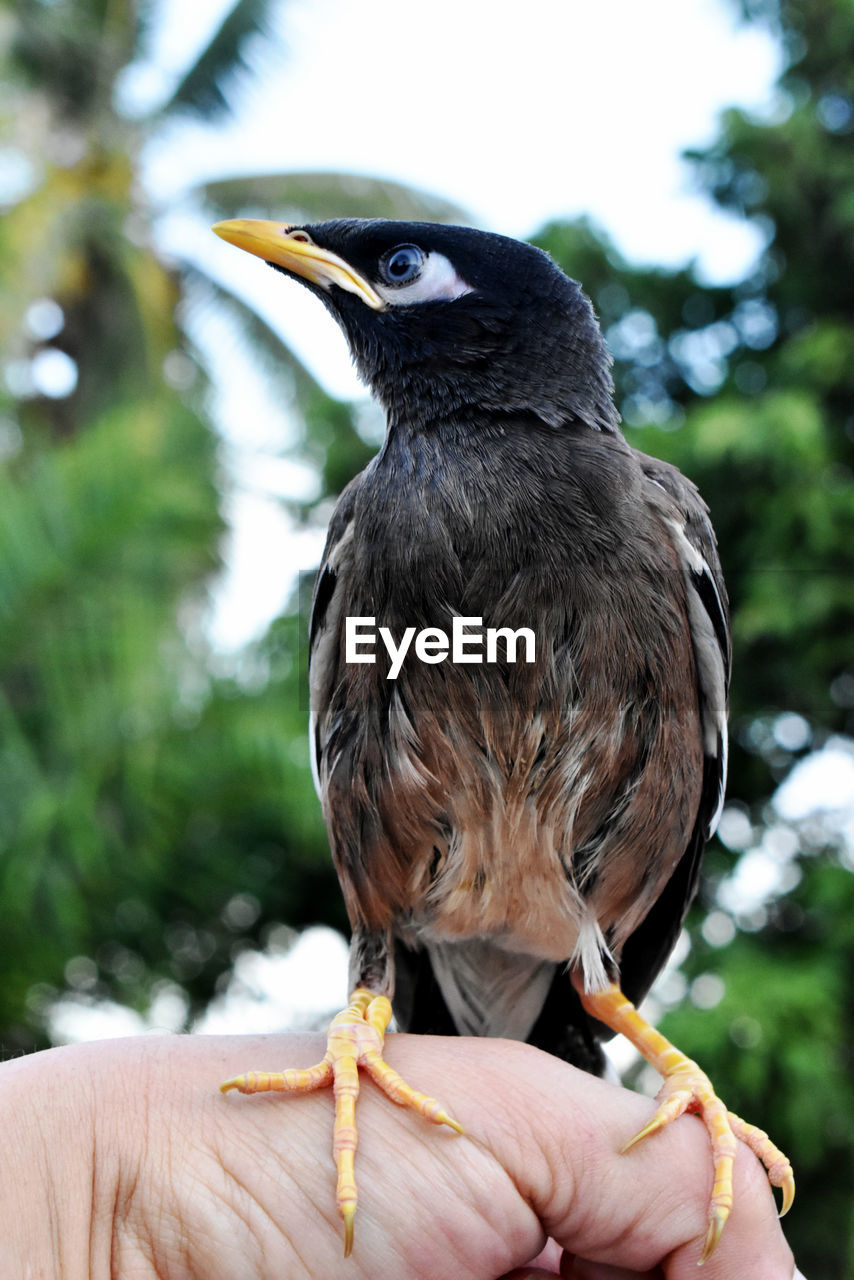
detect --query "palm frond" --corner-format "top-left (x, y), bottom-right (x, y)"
top-left (9, 0), bottom-right (139, 122)
top-left (158, 0), bottom-right (281, 120)
top-left (198, 171), bottom-right (471, 225)
top-left (182, 264), bottom-right (324, 410)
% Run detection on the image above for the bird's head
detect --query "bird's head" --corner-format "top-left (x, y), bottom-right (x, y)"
top-left (212, 217), bottom-right (619, 434)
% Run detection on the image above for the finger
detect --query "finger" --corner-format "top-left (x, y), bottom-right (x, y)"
top-left (501, 1269), bottom-right (560, 1280)
top-left (560, 1254), bottom-right (664, 1279)
top-left (499, 1270), bottom-right (560, 1280)
top-left (395, 1037), bottom-right (796, 1280)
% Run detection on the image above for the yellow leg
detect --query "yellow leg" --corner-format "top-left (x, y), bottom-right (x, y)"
top-left (579, 982), bottom-right (794, 1264)
top-left (221, 988), bottom-right (462, 1256)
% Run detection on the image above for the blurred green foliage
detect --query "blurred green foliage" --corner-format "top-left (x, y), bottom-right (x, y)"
top-left (0, 0), bottom-right (445, 1050)
top-left (1, 0), bottom-right (853, 1274)
top-left (0, 0), bottom-right (345, 1052)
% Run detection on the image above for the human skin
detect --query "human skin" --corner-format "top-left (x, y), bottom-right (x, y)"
top-left (0, 1032), bottom-right (795, 1279)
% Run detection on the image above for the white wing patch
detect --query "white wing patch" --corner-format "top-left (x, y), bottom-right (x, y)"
top-left (375, 252), bottom-right (474, 307)
top-left (664, 514), bottom-right (729, 836)
top-left (308, 709), bottom-right (322, 801)
top-left (308, 520), bottom-right (356, 802)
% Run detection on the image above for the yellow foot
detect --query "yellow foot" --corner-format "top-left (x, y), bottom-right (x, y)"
top-left (220, 987), bottom-right (462, 1256)
top-left (579, 982), bottom-right (795, 1265)
top-left (623, 1060), bottom-right (795, 1263)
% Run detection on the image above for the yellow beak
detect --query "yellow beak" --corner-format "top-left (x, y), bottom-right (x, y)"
top-left (212, 218), bottom-right (384, 310)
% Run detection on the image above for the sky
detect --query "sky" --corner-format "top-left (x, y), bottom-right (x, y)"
top-left (147, 0), bottom-right (784, 390)
top-left (130, 0), bottom-right (785, 649)
top-left (145, 0), bottom-right (782, 275)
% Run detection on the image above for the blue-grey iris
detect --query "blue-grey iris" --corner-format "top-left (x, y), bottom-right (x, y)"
top-left (381, 244), bottom-right (424, 284)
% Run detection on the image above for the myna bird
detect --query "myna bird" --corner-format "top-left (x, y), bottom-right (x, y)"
top-left (212, 217), bottom-right (794, 1260)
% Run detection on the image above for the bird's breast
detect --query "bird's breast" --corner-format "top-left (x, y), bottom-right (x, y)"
top-left (321, 424), bottom-right (703, 962)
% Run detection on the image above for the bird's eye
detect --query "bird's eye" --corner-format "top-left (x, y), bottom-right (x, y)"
top-left (380, 245), bottom-right (425, 286)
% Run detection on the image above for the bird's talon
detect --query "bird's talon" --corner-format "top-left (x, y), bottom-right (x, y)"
top-left (343, 1206), bottom-right (355, 1258)
top-left (779, 1176), bottom-right (796, 1218)
top-left (698, 1207), bottom-right (726, 1266)
top-left (620, 1087), bottom-right (689, 1153)
top-left (620, 1120), bottom-right (656, 1154)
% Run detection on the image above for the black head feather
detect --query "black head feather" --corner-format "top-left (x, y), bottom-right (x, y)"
top-left (273, 220), bottom-right (620, 436)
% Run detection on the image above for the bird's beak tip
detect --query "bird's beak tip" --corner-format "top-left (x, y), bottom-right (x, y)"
top-left (211, 218), bottom-right (268, 250)
top-left (210, 217), bottom-right (384, 311)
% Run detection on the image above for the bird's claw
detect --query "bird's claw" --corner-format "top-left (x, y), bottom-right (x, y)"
top-left (221, 987), bottom-right (461, 1256)
top-left (623, 1061), bottom-right (794, 1264)
top-left (699, 1205), bottom-right (727, 1266)
top-left (726, 1109), bottom-right (795, 1218)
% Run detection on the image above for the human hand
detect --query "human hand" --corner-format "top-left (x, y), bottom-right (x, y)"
top-left (1, 1032), bottom-right (796, 1278)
